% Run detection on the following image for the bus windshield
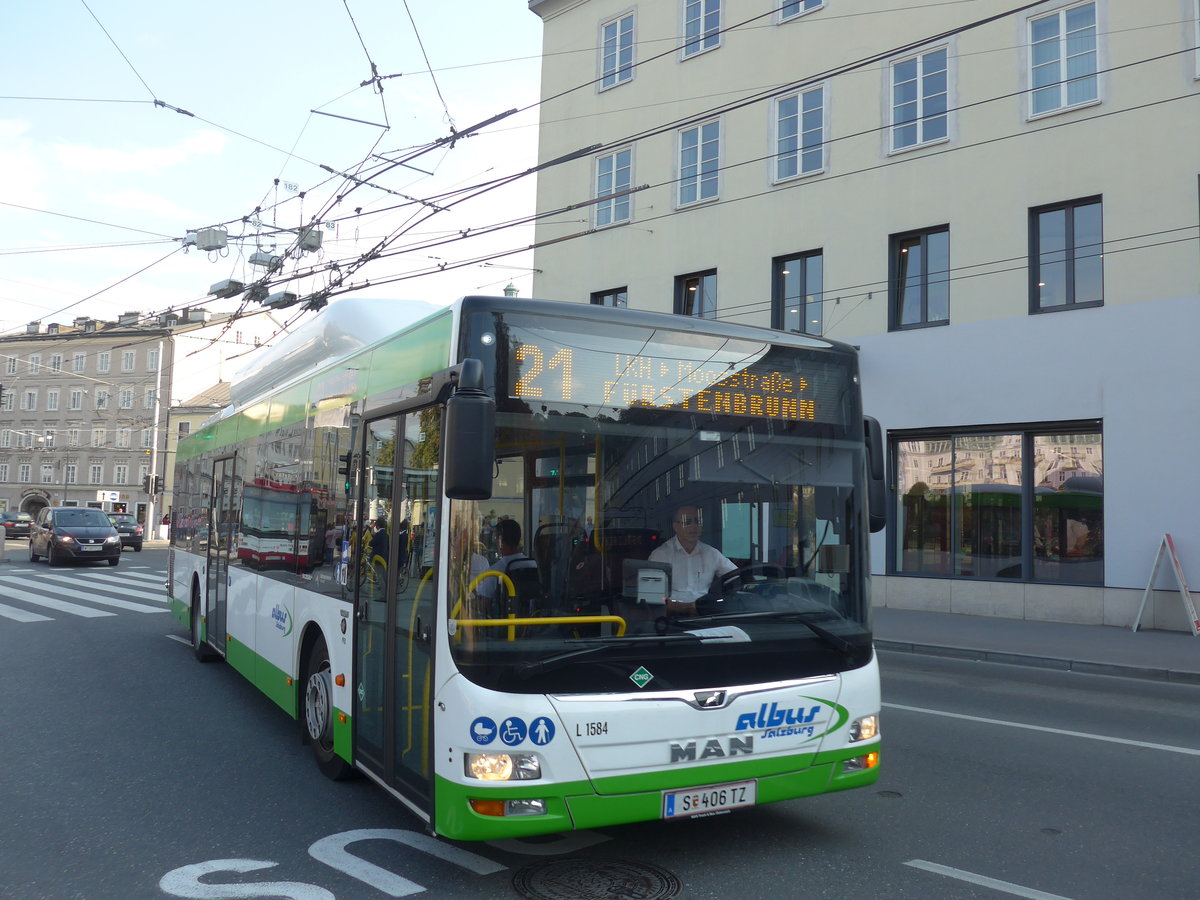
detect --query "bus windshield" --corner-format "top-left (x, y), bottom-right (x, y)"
top-left (447, 309), bottom-right (872, 694)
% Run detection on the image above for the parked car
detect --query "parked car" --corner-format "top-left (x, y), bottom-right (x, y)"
top-left (30, 507), bottom-right (121, 566)
top-left (107, 513), bottom-right (145, 551)
top-left (1, 511), bottom-right (33, 539)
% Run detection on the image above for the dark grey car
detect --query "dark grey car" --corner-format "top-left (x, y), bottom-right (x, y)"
top-left (107, 513), bottom-right (145, 551)
top-left (30, 507), bottom-right (122, 566)
top-left (1, 511), bottom-right (33, 539)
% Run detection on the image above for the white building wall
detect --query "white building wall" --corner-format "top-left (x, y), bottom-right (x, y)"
top-left (527, 0), bottom-right (1200, 629)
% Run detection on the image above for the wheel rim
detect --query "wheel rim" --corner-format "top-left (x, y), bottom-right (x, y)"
top-left (305, 664), bottom-right (333, 747)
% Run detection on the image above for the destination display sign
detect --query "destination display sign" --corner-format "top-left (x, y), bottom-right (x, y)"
top-left (502, 321), bottom-right (848, 425)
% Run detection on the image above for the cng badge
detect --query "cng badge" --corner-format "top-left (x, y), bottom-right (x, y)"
top-left (629, 666), bottom-right (654, 689)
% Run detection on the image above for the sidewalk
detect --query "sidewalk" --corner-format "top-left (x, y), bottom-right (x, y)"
top-left (874, 607), bottom-right (1200, 685)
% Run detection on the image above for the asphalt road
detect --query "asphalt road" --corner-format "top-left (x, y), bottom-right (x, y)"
top-left (1, 547), bottom-right (1196, 899)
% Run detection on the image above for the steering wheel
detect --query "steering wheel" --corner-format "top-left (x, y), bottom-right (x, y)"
top-left (694, 564), bottom-right (788, 614)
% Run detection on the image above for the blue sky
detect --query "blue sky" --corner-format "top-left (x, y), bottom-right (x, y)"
top-left (1, 1), bottom-right (546, 334)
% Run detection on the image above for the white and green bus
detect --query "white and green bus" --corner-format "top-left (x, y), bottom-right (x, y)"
top-left (168, 295), bottom-right (885, 840)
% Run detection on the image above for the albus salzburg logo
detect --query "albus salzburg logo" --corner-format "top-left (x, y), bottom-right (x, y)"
top-left (271, 603), bottom-right (293, 637)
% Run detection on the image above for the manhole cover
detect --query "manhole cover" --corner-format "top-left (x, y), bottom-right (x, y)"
top-left (512, 857), bottom-right (682, 900)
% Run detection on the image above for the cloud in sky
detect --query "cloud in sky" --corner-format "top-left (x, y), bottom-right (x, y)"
top-left (53, 130), bottom-right (227, 174)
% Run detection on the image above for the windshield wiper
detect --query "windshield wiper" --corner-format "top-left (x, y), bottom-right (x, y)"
top-left (514, 633), bottom-right (702, 679)
top-left (679, 610), bottom-right (858, 655)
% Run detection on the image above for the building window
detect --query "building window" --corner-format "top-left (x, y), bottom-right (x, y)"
top-left (141, 428), bottom-right (154, 450)
top-left (50, 354), bottom-right (63, 374)
top-left (600, 13), bottom-right (635, 89)
top-left (0, 463), bottom-right (7, 481)
top-left (97, 352), bottom-right (110, 373)
top-left (678, 120), bottom-right (720, 206)
top-left (0, 430), bottom-right (8, 448)
top-left (96, 391), bottom-right (109, 411)
top-left (177, 421), bottom-right (191, 437)
top-left (894, 426), bottom-right (1102, 584)
top-left (147, 348), bottom-right (159, 371)
top-left (73, 353), bottom-right (86, 373)
top-left (92, 428), bottom-right (106, 448)
top-left (1028, 2), bottom-right (1098, 117)
top-left (68, 428), bottom-right (80, 447)
top-left (772, 251), bottom-right (824, 335)
top-left (144, 388), bottom-right (157, 409)
top-left (117, 428), bottom-right (132, 449)
top-left (774, 85), bottom-right (825, 180)
top-left (115, 464), bottom-right (128, 485)
top-left (41, 464), bottom-right (55, 485)
top-left (69, 390), bottom-right (83, 410)
top-left (591, 288), bottom-right (628, 308)
top-left (890, 47), bottom-right (949, 151)
top-left (120, 389), bottom-right (134, 409)
top-left (682, 0), bottom-right (721, 58)
top-left (1030, 197), bottom-right (1102, 312)
top-left (29, 355), bottom-right (41, 374)
top-left (43, 430), bottom-right (55, 448)
top-left (595, 148), bottom-right (633, 227)
top-left (781, 0), bottom-right (823, 22)
top-left (890, 226), bottom-right (950, 329)
top-left (122, 351), bottom-right (135, 373)
top-left (0, 390), bottom-right (11, 412)
top-left (4, 356), bottom-right (15, 375)
top-left (675, 270), bottom-right (718, 318)
top-left (90, 464), bottom-right (103, 485)
top-left (19, 464), bottom-right (31, 484)
top-left (64, 464), bottom-right (77, 485)
top-left (21, 390), bottom-right (37, 411)
top-left (47, 390), bottom-right (59, 412)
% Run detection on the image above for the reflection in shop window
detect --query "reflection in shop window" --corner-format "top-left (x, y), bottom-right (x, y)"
top-left (894, 427), bottom-right (1101, 584)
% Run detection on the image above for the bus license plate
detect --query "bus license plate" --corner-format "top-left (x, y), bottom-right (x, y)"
top-left (662, 780), bottom-right (756, 819)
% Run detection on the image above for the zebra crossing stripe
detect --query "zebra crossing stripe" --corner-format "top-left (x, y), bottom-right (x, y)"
top-left (26, 574), bottom-right (166, 612)
top-left (0, 602), bottom-right (52, 623)
top-left (0, 586), bottom-right (115, 617)
top-left (69, 573), bottom-right (167, 603)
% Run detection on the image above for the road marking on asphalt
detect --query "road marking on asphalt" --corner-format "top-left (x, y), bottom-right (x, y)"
top-left (905, 860), bottom-right (1073, 899)
top-left (27, 573), bottom-right (167, 611)
top-left (0, 586), bottom-right (115, 617)
top-left (0, 602), bottom-right (53, 622)
top-left (884, 703), bottom-right (1200, 756)
top-left (165, 634), bottom-right (191, 646)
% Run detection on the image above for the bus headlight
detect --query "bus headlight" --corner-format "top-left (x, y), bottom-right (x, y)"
top-left (849, 714), bottom-right (878, 742)
top-left (465, 752), bottom-right (542, 781)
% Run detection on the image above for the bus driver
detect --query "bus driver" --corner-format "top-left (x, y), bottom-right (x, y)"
top-left (649, 505), bottom-right (737, 614)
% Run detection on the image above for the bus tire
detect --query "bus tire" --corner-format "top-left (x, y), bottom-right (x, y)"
top-left (191, 584), bottom-right (218, 663)
top-left (302, 637), bottom-right (354, 781)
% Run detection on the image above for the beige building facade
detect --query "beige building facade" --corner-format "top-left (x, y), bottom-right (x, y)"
top-left (527, 0), bottom-right (1200, 630)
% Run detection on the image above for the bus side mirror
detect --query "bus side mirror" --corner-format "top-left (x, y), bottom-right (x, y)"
top-left (444, 359), bottom-right (496, 500)
top-left (865, 416), bottom-right (886, 533)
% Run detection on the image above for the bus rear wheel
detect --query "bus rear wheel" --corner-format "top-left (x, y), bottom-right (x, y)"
top-left (302, 637), bottom-right (354, 780)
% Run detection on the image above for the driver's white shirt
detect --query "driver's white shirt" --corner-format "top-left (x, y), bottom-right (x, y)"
top-left (648, 536), bottom-right (737, 604)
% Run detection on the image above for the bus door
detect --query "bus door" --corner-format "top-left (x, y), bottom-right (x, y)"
top-left (354, 411), bottom-right (438, 812)
top-left (205, 456), bottom-right (238, 655)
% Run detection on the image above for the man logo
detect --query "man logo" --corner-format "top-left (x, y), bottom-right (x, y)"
top-left (670, 736), bottom-right (753, 762)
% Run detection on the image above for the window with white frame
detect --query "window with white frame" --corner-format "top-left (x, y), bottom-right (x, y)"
top-left (891, 47), bottom-right (949, 151)
top-left (47, 390), bottom-right (59, 411)
top-left (43, 430), bottom-right (54, 448)
top-left (17, 431), bottom-right (32, 449)
top-left (144, 388), bottom-right (156, 409)
top-left (139, 464), bottom-right (149, 485)
top-left (28, 355), bottom-right (41, 374)
top-left (21, 390), bottom-right (37, 411)
top-left (0, 463), bottom-right (8, 481)
top-left (678, 120), bottom-right (720, 205)
top-left (96, 391), bottom-right (109, 410)
top-left (42, 464), bottom-right (55, 485)
top-left (147, 348), bottom-right (159, 371)
top-left (115, 427), bottom-right (131, 449)
top-left (600, 12), bottom-right (635, 89)
top-left (92, 428), bottom-right (106, 448)
top-left (98, 352), bottom-right (110, 373)
top-left (141, 428), bottom-right (154, 449)
top-left (69, 389), bottom-right (83, 410)
top-left (90, 464), bottom-right (103, 485)
top-left (121, 351), bottom-right (135, 372)
top-left (775, 85), bottom-right (825, 180)
top-left (19, 464), bottom-right (31, 484)
top-left (1028, 2), bottom-right (1098, 117)
top-left (73, 353), bottom-right (86, 373)
top-left (50, 354), bottom-right (62, 373)
top-left (64, 464), bottom-right (77, 485)
top-left (0, 390), bottom-right (11, 412)
top-left (682, 0), bottom-right (721, 58)
top-left (68, 428), bottom-right (80, 447)
top-left (115, 464), bottom-right (128, 485)
top-left (4, 356), bottom-right (16, 375)
top-left (780, 0), bottom-right (823, 22)
top-left (0, 430), bottom-right (10, 448)
top-left (120, 389), bottom-right (134, 409)
top-left (595, 148), bottom-right (633, 227)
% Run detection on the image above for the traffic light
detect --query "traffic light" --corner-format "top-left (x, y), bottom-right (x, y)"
top-left (152, 475), bottom-right (163, 494)
top-left (337, 452), bottom-right (353, 494)
top-left (142, 474), bottom-right (153, 493)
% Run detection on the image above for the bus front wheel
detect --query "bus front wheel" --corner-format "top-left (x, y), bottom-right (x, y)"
top-left (302, 637), bottom-right (354, 781)
top-left (191, 584), bottom-right (218, 663)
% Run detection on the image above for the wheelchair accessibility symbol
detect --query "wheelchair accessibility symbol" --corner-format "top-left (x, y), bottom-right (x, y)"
top-left (499, 717), bottom-right (527, 746)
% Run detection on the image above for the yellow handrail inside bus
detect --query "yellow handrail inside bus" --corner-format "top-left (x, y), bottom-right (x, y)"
top-left (455, 615), bottom-right (627, 641)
